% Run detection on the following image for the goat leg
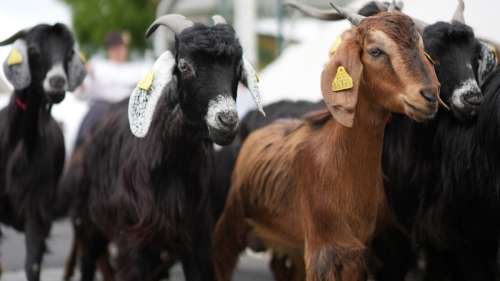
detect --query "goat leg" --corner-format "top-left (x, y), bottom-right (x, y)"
top-left (213, 196), bottom-right (251, 281)
top-left (63, 228), bottom-right (80, 281)
top-left (270, 253), bottom-right (300, 281)
top-left (96, 254), bottom-right (114, 281)
top-left (24, 218), bottom-right (50, 281)
top-left (146, 252), bottom-right (176, 281)
top-left (304, 241), bottom-right (367, 281)
top-left (78, 230), bottom-right (108, 281)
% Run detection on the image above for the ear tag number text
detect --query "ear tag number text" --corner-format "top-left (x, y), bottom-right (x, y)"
top-left (332, 66), bottom-right (353, 92)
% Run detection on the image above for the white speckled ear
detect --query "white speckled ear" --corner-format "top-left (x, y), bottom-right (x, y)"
top-left (68, 44), bottom-right (87, 91)
top-left (240, 56), bottom-right (265, 116)
top-left (478, 42), bottom-right (497, 86)
top-left (3, 39), bottom-right (31, 90)
top-left (128, 51), bottom-right (176, 138)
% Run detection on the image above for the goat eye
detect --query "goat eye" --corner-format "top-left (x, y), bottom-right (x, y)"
top-left (368, 48), bottom-right (383, 58)
top-left (67, 49), bottom-right (75, 60)
top-left (178, 59), bottom-right (193, 75)
top-left (28, 46), bottom-right (40, 57)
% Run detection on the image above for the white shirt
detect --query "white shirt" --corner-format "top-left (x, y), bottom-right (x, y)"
top-left (79, 57), bottom-right (151, 103)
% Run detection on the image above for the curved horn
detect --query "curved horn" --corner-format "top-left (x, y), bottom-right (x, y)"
top-left (395, 1), bottom-right (405, 11)
top-left (478, 37), bottom-right (500, 62)
top-left (387, 0), bottom-right (397, 12)
top-left (285, 1), bottom-right (346, 21)
top-left (145, 14), bottom-right (194, 38)
top-left (212, 15), bottom-right (228, 25)
top-left (329, 1), bottom-right (365, 26)
top-left (451, 0), bottom-right (465, 24)
top-left (373, 2), bottom-right (387, 12)
top-left (0, 29), bottom-right (28, 46)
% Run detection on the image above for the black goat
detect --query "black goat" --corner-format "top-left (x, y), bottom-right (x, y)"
top-left (375, 7), bottom-right (499, 281)
top-left (377, 66), bottom-right (500, 281)
top-left (58, 14), bottom-right (264, 281)
top-left (419, 66), bottom-right (500, 280)
top-left (0, 23), bottom-right (86, 281)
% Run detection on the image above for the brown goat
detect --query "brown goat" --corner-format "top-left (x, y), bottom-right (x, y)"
top-left (213, 8), bottom-right (440, 281)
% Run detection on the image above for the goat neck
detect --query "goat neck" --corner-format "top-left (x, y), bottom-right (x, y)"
top-left (140, 91), bottom-right (212, 169)
top-left (325, 78), bottom-right (390, 159)
top-left (305, 80), bottom-right (392, 235)
top-left (6, 86), bottom-right (52, 147)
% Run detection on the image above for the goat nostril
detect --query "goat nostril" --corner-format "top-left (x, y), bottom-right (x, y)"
top-left (463, 95), bottom-right (482, 106)
top-left (216, 112), bottom-right (237, 128)
top-left (49, 76), bottom-right (66, 90)
top-left (419, 89), bottom-right (437, 103)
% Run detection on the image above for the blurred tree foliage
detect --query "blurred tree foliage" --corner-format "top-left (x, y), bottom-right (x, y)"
top-left (61, 0), bottom-right (159, 54)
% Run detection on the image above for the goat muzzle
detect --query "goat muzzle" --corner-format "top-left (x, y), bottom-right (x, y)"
top-left (205, 95), bottom-right (239, 145)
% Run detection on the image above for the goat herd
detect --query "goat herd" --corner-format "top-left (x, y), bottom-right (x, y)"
top-left (0, 0), bottom-right (499, 281)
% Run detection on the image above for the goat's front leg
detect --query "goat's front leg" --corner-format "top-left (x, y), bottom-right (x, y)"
top-left (63, 224), bottom-right (79, 281)
top-left (79, 230), bottom-right (110, 281)
top-left (305, 240), bottom-right (367, 281)
top-left (303, 214), bottom-right (368, 281)
top-left (24, 217), bottom-right (50, 281)
top-left (270, 252), bottom-right (305, 281)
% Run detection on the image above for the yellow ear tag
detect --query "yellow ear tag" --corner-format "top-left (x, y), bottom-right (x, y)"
top-left (329, 37), bottom-right (342, 55)
top-left (7, 48), bottom-right (23, 66)
top-left (138, 71), bottom-right (155, 91)
top-left (79, 51), bottom-right (87, 63)
top-left (332, 66), bottom-right (353, 92)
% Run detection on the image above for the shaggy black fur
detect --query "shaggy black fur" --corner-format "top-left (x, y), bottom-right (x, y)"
top-left (410, 67), bottom-right (500, 281)
top-left (59, 23), bottom-right (245, 281)
top-left (374, 22), bottom-right (498, 281)
top-left (0, 24), bottom-right (77, 281)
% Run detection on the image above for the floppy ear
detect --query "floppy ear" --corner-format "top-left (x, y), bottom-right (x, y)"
top-left (128, 51), bottom-right (176, 138)
top-left (3, 39), bottom-right (31, 90)
top-left (240, 56), bottom-right (265, 116)
top-left (210, 15), bottom-right (266, 116)
top-left (478, 41), bottom-right (497, 86)
top-left (67, 44), bottom-right (87, 91)
top-left (321, 31), bottom-right (363, 127)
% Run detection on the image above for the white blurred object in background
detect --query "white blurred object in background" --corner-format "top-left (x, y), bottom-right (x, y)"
top-left (235, 0), bottom-right (257, 64)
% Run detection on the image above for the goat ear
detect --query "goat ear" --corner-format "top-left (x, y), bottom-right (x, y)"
top-left (321, 31), bottom-right (362, 127)
top-left (240, 56), bottom-right (265, 116)
top-left (3, 39), bottom-right (31, 90)
top-left (67, 45), bottom-right (87, 92)
top-left (128, 51), bottom-right (176, 138)
top-left (478, 42), bottom-right (497, 86)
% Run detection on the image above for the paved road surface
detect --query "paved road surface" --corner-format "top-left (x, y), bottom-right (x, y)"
top-left (1, 221), bottom-right (274, 281)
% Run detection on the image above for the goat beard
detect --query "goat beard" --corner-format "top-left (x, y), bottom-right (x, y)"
top-left (45, 91), bottom-right (66, 104)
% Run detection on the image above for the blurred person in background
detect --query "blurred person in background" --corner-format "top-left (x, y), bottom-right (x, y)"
top-left (74, 30), bottom-right (150, 148)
